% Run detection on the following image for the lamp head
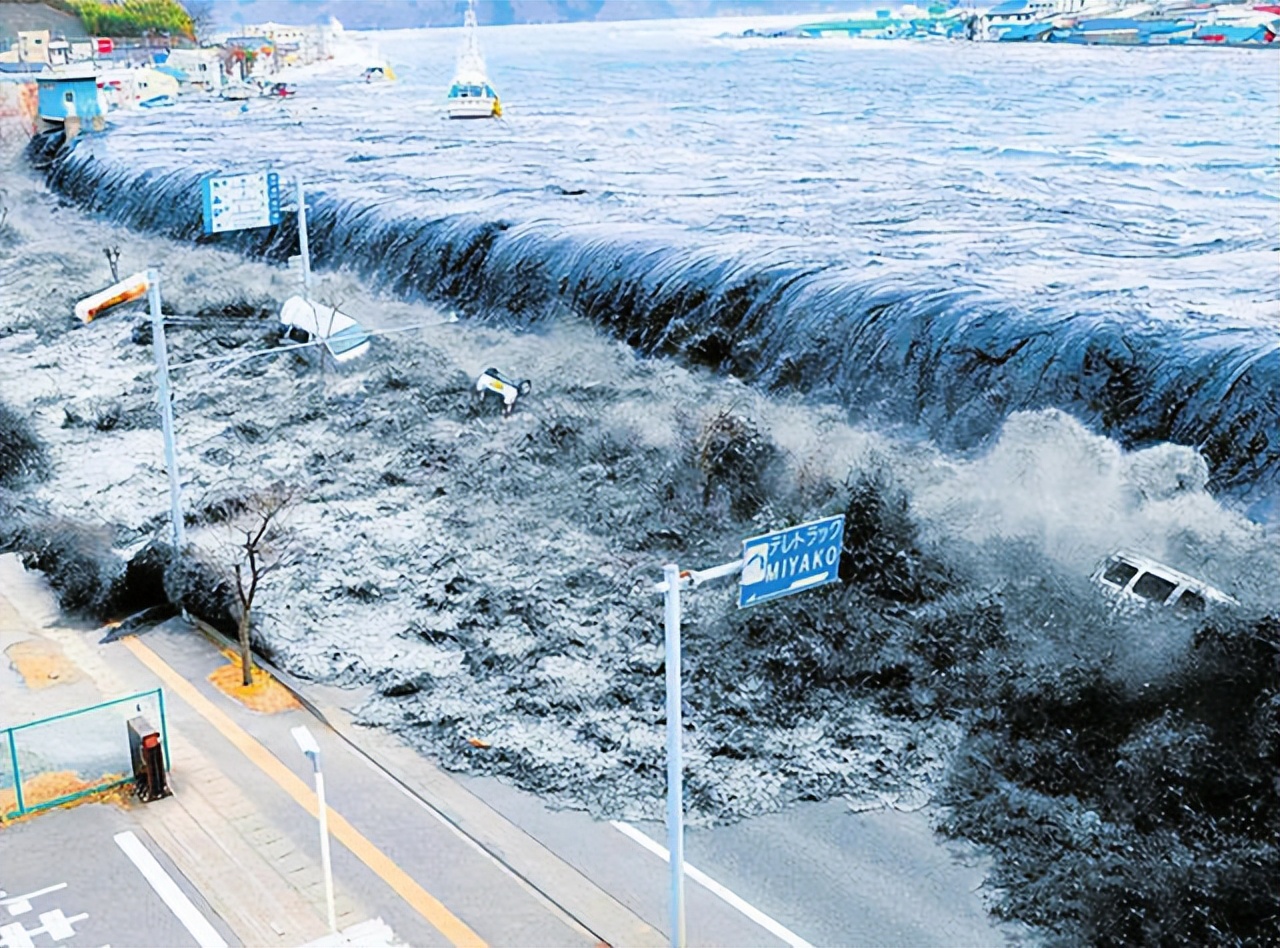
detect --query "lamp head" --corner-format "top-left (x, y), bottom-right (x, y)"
top-left (291, 725), bottom-right (320, 761)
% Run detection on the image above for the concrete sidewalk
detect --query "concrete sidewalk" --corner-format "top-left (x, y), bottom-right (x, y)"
top-left (0, 554), bottom-right (384, 947)
top-left (1, 554), bottom-right (653, 947)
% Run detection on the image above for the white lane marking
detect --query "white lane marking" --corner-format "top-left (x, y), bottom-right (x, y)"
top-left (1, 883), bottom-right (68, 915)
top-left (113, 831), bottom-right (228, 948)
top-left (610, 820), bottom-right (814, 948)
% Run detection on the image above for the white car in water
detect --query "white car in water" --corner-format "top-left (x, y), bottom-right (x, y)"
top-left (279, 296), bottom-right (371, 363)
top-left (1092, 551), bottom-right (1237, 614)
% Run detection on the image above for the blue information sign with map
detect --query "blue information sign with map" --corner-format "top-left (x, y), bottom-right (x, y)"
top-left (200, 170), bottom-right (282, 235)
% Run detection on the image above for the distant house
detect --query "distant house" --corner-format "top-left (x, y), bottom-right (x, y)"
top-left (224, 35), bottom-right (276, 77)
top-left (164, 47), bottom-right (223, 93)
top-left (0, 3), bottom-right (89, 63)
top-left (980, 0), bottom-right (1085, 38)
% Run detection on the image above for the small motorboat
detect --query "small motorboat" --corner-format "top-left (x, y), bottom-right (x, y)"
top-left (447, 0), bottom-right (501, 119)
top-left (362, 64), bottom-right (396, 82)
top-left (269, 82), bottom-right (297, 98)
top-left (447, 77), bottom-right (501, 119)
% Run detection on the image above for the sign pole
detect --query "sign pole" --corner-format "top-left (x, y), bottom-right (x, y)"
top-left (296, 177), bottom-right (312, 296)
top-left (649, 514), bottom-right (841, 945)
top-left (148, 269), bottom-right (185, 553)
top-left (662, 562), bottom-right (686, 948)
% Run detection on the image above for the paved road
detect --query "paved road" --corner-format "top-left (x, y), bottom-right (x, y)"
top-left (124, 623), bottom-right (593, 948)
top-left (455, 772), bottom-right (1015, 947)
top-left (0, 803), bottom-right (236, 948)
top-left (135, 618), bottom-right (1016, 947)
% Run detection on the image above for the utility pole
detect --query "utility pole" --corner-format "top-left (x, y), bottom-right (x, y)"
top-left (148, 268), bottom-right (186, 553)
top-left (296, 177), bottom-right (312, 296)
top-left (651, 514), bottom-right (842, 947)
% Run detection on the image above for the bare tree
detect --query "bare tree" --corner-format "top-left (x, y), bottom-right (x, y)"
top-left (185, 0), bottom-right (217, 44)
top-left (223, 483), bottom-right (300, 686)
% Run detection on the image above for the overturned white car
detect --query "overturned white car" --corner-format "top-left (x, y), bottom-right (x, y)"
top-left (475, 367), bottom-right (531, 415)
top-left (1092, 551), bottom-right (1237, 614)
top-left (279, 296), bottom-right (372, 363)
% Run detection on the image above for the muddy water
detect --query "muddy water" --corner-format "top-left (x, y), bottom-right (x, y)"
top-left (1, 146), bottom-right (1277, 827)
top-left (38, 22), bottom-right (1280, 510)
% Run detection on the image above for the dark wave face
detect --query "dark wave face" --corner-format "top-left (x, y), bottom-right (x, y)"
top-left (35, 20), bottom-right (1280, 512)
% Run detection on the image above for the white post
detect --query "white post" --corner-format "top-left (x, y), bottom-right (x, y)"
top-left (313, 764), bottom-right (337, 934)
top-left (148, 269), bottom-right (185, 553)
top-left (296, 177), bottom-right (312, 296)
top-left (293, 726), bottom-right (336, 934)
top-left (663, 562), bottom-right (686, 948)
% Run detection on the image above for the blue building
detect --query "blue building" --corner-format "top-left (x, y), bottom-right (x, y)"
top-left (36, 70), bottom-right (102, 135)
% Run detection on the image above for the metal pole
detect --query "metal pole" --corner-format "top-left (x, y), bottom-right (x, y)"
top-left (663, 562), bottom-right (686, 948)
top-left (148, 269), bottom-right (185, 552)
top-left (296, 177), bottom-right (312, 296)
top-left (157, 687), bottom-right (170, 773)
top-left (313, 760), bottom-right (337, 934)
top-left (8, 729), bottom-right (24, 816)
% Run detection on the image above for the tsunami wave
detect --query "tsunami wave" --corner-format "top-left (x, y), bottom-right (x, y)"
top-left (36, 135), bottom-right (1280, 513)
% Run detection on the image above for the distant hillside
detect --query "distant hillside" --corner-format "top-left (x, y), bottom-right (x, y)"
top-left (203, 0), bottom-right (885, 30)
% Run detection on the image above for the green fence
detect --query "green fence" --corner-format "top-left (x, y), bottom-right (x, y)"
top-left (1, 688), bottom-right (168, 820)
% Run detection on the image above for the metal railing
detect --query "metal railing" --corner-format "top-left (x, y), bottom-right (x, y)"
top-left (1, 688), bottom-right (168, 820)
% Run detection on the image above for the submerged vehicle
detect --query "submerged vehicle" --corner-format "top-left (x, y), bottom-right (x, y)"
top-left (475, 367), bottom-right (531, 415)
top-left (1092, 551), bottom-right (1237, 614)
top-left (280, 296), bottom-right (371, 363)
top-left (447, 0), bottom-right (502, 119)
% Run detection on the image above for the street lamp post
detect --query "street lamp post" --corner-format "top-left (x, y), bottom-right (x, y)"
top-left (291, 725), bottom-right (337, 934)
top-left (148, 268), bottom-right (186, 553)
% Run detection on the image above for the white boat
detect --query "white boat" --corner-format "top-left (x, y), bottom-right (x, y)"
top-left (362, 63), bottom-right (396, 82)
top-left (447, 0), bottom-right (501, 119)
top-left (220, 82), bottom-right (254, 101)
top-left (96, 65), bottom-right (180, 110)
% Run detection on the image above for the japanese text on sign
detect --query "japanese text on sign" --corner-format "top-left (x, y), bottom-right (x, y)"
top-left (739, 514), bottom-right (845, 607)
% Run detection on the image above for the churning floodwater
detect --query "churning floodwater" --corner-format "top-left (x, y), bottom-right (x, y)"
top-left (39, 18), bottom-right (1280, 512)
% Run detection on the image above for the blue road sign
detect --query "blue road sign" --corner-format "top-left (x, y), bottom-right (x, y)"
top-left (738, 514), bottom-right (845, 608)
top-left (200, 170), bottom-right (282, 235)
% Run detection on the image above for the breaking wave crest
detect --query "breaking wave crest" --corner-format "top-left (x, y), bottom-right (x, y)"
top-left (39, 137), bottom-right (1279, 511)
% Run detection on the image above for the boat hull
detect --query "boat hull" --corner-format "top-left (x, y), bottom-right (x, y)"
top-left (447, 102), bottom-right (498, 119)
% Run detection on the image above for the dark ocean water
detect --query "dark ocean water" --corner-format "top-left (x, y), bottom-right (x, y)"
top-left (39, 18), bottom-right (1280, 512)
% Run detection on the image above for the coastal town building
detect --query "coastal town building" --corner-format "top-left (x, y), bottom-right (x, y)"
top-left (35, 70), bottom-right (103, 135)
top-left (0, 2), bottom-right (88, 65)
